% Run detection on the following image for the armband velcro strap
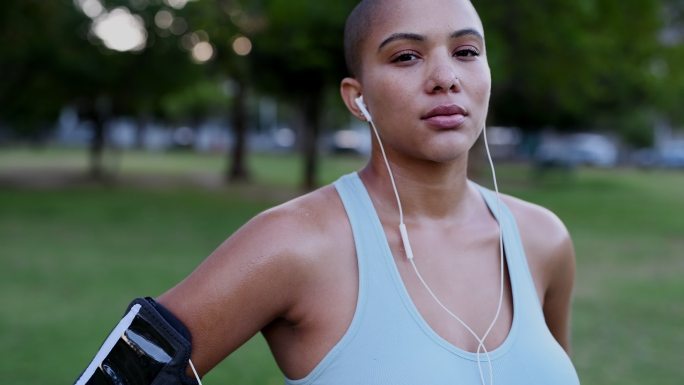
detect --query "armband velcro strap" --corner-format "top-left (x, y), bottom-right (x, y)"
top-left (74, 297), bottom-right (198, 385)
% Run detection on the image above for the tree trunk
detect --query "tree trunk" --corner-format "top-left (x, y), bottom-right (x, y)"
top-left (89, 114), bottom-right (106, 180)
top-left (301, 91), bottom-right (322, 191)
top-left (85, 96), bottom-right (112, 181)
top-left (226, 79), bottom-right (250, 182)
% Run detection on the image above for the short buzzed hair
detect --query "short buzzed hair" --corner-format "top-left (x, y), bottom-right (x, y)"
top-left (343, 0), bottom-right (386, 78)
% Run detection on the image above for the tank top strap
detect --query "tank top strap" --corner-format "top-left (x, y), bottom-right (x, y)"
top-left (333, 172), bottom-right (376, 282)
top-left (333, 171), bottom-right (386, 257)
top-left (283, 172), bottom-right (378, 384)
top-left (474, 183), bottom-right (545, 315)
top-left (333, 172), bottom-right (413, 312)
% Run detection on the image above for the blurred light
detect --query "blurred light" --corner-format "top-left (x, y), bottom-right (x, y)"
top-left (86, 29), bottom-right (100, 45)
top-left (156, 28), bottom-right (171, 38)
top-left (130, 0), bottom-right (150, 11)
top-left (486, 126), bottom-right (522, 146)
top-left (227, 8), bottom-right (266, 34)
top-left (173, 127), bottom-right (194, 146)
top-left (274, 128), bottom-right (295, 148)
top-left (194, 30), bottom-right (209, 42)
top-left (170, 17), bottom-right (188, 35)
top-left (180, 33), bottom-right (196, 50)
top-left (154, 10), bottom-right (174, 29)
top-left (221, 79), bottom-right (236, 96)
top-left (181, 30), bottom-right (207, 50)
top-left (74, 0), bottom-right (105, 19)
top-left (93, 8), bottom-right (147, 52)
top-left (229, 9), bottom-right (244, 25)
top-left (164, 0), bottom-right (189, 10)
top-left (334, 130), bottom-right (362, 150)
top-left (192, 41), bottom-right (214, 63)
top-left (232, 35), bottom-right (252, 56)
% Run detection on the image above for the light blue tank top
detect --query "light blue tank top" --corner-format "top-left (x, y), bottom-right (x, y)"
top-left (285, 172), bottom-right (580, 385)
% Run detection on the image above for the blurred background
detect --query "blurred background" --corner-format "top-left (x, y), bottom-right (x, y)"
top-left (0, 0), bottom-right (682, 384)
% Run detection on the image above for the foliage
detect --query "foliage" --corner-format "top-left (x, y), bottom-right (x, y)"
top-left (0, 0), bottom-right (78, 136)
top-left (160, 79), bottom-right (230, 122)
top-left (479, 0), bottom-right (663, 137)
top-left (653, 1), bottom-right (684, 126)
top-left (0, 0), bottom-right (209, 130)
top-left (249, 0), bottom-right (354, 97)
top-left (247, 0), bottom-right (358, 188)
top-left (68, 1), bottom-right (206, 119)
top-left (3, 0), bottom-right (684, 158)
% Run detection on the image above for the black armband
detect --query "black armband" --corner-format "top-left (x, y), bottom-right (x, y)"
top-left (74, 297), bottom-right (199, 385)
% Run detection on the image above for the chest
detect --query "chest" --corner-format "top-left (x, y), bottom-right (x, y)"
top-left (381, 219), bottom-right (514, 352)
top-left (279, 215), bottom-right (578, 385)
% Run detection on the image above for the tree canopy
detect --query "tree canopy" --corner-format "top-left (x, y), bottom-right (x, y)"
top-left (1, 0), bottom-right (683, 173)
top-left (480, 0), bottom-right (663, 139)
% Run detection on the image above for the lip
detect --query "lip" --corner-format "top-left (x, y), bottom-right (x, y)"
top-left (421, 104), bottom-right (468, 129)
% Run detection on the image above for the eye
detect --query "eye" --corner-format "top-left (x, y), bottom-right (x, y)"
top-left (454, 46), bottom-right (480, 59)
top-left (391, 51), bottom-right (420, 63)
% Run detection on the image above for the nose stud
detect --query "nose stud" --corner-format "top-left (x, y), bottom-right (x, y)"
top-left (430, 75), bottom-right (461, 93)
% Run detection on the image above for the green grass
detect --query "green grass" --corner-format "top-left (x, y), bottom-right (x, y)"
top-left (498, 168), bottom-right (684, 385)
top-left (0, 147), bottom-right (365, 189)
top-left (0, 148), bottom-right (682, 384)
top-left (0, 185), bottom-right (280, 384)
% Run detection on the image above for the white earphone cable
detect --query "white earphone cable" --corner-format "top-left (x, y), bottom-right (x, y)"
top-left (189, 359), bottom-right (203, 385)
top-left (368, 113), bottom-right (405, 224)
top-left (363, 98), bottom-right (504, 385)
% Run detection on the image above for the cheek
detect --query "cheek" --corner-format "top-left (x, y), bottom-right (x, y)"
top-left (473, 65), bottom-right (492, 101)
top-left (470, 67), bottom-right (492, 119)
top-left (366, 76), bottom-right (416, 120)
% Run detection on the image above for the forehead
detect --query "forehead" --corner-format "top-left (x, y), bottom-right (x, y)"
top-left (366, 0), bottom-right (483, 47)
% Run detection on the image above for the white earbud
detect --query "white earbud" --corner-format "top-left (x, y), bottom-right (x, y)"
top-left (355, 95), bottom-right (373, 122)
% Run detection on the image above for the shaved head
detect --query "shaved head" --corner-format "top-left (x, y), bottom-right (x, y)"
top-left (344, 0), bottom-right (387, 78)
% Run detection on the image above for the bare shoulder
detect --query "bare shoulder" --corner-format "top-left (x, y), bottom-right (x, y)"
top-left (203, 183), bottom-right (349, 293)
top-left (499, 193), bottom-right (576, 351)
top-left (157, 183), bottom-right (349, 374)
top-left (499, 194), bottom-right (575, 296)
top-left (249, 184), bottom-right (348, 263)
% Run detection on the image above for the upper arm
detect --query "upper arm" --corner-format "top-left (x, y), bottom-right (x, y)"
top-left (156, 206), bottom-right (316, 375)
top-left (540, 228), bottom-right (575, 352)
top-left (504, 195), bottom-right (576, 353)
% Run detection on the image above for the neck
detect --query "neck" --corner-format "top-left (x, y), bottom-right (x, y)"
top-left (359, 152), bottom-right (476, 223)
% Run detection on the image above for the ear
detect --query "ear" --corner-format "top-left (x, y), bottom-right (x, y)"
top-left (340, 77), bottom-right (367, 122)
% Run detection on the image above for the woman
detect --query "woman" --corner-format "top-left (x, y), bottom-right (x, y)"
top-left (77, 1), bottom-right (580, 384)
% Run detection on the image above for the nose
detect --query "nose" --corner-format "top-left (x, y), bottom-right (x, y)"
top-left (425, 59), bottom-right (461, 94)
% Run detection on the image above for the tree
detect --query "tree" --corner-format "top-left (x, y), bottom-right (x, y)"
top-left (179, 0), bottom-right (264, 182)
top-left (653, 1), bottom-right (684, 131)
top-left (249, 0), bottom-right (357, 190)
top-left (0, 0), bottom-right (77, 140)
top-left (65, 0), bottom-right (206, 178)
top-left (0, 0), bottom-right (207, 178)
top-left (478, 0), bottom-right (662, 145)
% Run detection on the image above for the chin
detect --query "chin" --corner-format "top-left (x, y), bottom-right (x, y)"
top-left (414, 148), bottom-right (470, 165)
top-left (424, 137), bottom-right (474, 162)
top-left (430, 152), bottom-right (469, 164)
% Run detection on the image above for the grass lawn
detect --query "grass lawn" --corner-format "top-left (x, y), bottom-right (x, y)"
top-left (0, 147), bottom-right (682, 384)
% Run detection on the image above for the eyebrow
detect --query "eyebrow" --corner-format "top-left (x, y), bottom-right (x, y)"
top-left (378, 28), bottom-right (484, 51)
top-left (451, 28), bottom-right (484, 41)
top-left (378, 33), bottom-right (424, 51)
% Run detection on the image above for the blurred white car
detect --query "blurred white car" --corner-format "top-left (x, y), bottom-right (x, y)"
top-left (632, 142), bottom-right (684, 168)
top-left (535, 133), bottom-right (618, 168)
